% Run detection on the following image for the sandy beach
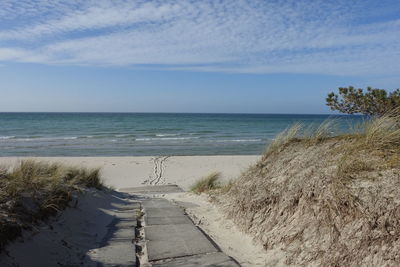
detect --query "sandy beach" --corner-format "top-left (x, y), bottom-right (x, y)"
top-left (0, 155), bottom-right (259, 190)
top-left (0, 155), bottom-right (273, 266)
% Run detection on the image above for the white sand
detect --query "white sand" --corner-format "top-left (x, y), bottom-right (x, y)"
top-left (0, 155), bottom-right (274, 266)
top-left (0, 155), bottom-right (259, 190)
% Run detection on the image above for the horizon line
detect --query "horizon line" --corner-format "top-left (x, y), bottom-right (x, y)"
top-left (0, 111), bottom-right (359, 116)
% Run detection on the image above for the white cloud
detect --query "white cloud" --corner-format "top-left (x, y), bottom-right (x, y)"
top-left (0, 0), bottom-right (399, 76)
top-left (0, 1), bottom-right (181, 40)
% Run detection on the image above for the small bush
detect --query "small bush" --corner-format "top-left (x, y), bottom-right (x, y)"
top-left (191, 172), bottom-right (221, 194)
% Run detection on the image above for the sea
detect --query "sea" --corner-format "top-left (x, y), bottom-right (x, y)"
top-left (0, 113), bottom-right (363, 156)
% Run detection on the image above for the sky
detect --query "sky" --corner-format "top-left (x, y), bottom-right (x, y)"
top-left (0, 0), bottom-right (399, 114)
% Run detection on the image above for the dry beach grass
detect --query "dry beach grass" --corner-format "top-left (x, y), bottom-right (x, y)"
top-left (211, 114), bottom-right (400, 266)
top-left (0, 160), bottom-right (102, 250)
top-left (190, 172), bottom-right (222, 194)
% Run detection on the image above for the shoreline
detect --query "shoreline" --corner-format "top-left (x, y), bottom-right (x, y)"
top-left (0, 155), bottom-right (260, 190)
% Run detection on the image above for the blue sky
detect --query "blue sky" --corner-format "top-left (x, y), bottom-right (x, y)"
top-left (0, 0), bottom-right (399, 113)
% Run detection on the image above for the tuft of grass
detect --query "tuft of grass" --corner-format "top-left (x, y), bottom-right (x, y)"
top-left (264, 123), bottom-right (303, 157)
top-left (358, 114), bottom-right (400, 149)
top-left (0, 160), bottom-right (102, 250)
top-left (333, 113), bottom-right (400, 178)
top-left (191, 172), bottom-right (221, 194)
top-left (305, 119), bottom-right (338, 145)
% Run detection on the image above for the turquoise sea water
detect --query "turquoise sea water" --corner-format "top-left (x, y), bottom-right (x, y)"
top-left (0, 113), bottom-right (363, 156)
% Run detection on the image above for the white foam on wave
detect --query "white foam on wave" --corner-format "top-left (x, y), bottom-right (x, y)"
top-left (136, 137), bottom-right (198, 141)
top-left (215, 139), bottom-right (262, 142)
top-left (63, 137), bottom-right (78, 140)
top-left (155, 133), bottom-right (179, 137)
top-left (0, 136), bottom-right (15, 140)
top-left (11, 136), bottom-right (79, 142)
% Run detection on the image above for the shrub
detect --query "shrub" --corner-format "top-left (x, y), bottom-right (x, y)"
top-left (326, 86), bottom-right (400, 116)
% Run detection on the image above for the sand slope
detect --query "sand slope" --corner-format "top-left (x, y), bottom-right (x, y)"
top-left (0, 189), bottom-right (139, 266)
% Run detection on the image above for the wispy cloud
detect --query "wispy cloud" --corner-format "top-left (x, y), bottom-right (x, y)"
top-left (0, 0), bottom-right (399, 76)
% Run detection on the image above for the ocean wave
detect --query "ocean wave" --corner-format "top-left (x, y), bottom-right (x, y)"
top-left (214, 139), bottom-right (262, 142)
top-left (155, 134), bottom-right (179, 137)
top-left (0, 136), bottom-right (15, 140)
top-left (115, 134), bottom-right (140, 138)
top-left (195, 130), bottom-right (216, 134)
top-left (77, 135), bottom-right (94, 139)
top-left (63, 137), bottom-right (78, 140)
top-left (8, 136), bottom-right (79, 142)
top-left (136, 137), bottom-right (198, 141)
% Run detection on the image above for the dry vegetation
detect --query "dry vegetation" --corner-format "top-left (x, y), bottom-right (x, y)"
top-left (212, 114), bottom-right (400, 266)
top-left (0, 160), bottom-right (102, 250)
top-left (191, 172), bottom-right (221, 194)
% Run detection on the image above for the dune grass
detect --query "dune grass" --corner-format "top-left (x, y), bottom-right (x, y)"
top-left (263, 123), bottom-right (302, 158)
top-left (264, 119), bottom-right (341, 158)
top-left (266, 113), bottom-right (400, 155)
top-left (357, 114), bottom-right (400, 149)
top-left (0, 160), bottom-right (102, 250)
top-left (217, 113), bottom-right (400, 266)
top-left (305, 119), bottom-right (339, 144)
top-left (191, 172), bottom-right (221, 194)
